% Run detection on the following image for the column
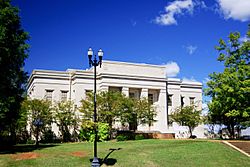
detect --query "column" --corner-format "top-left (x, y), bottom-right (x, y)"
top-left (140, 88), bottom-right (148, 98)
top-left (122, 87), bottom-right (129, 97)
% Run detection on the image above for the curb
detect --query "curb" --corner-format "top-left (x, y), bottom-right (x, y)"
top-left (222, 141), bottom-right (250, 158)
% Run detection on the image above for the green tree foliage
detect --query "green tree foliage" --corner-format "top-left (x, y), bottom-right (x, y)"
top-left (79, 91), bottom-right (125, 130)
top-left (15, 97), bottom-right (30, 143)
top-left (79, 121), bottom-right (109, 142)
top-left (0, 0), bottom-right (29, 143)
top-left (118, 96), bottom-right (136, 130)
top-left (53, 101), bottom-right (79, 142)
top-left (22, 99), bottom-right (53, 145)
top-left (79, 120), bottom-right (94, 141)
top-left (205, 27), bottom-right (250, 138)
top-left (135, 98), bottom-right (157, 131)
top-left (79, 91), bottom-right (157, 134)
top-left (79, 91), bottom-right (93, 121)
top-left (171, 106), bottom-right (202, 137)
top-left (97, 91), bottom-right (123, 128)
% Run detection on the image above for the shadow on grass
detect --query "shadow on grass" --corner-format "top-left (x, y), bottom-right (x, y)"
top-left (89, 148), bottom-right (122, 166)
top-left (0, 144), bottom-right (59, 154)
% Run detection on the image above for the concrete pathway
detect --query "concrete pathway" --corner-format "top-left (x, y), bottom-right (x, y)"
top-left (223, 141), bottom-right (250, 157)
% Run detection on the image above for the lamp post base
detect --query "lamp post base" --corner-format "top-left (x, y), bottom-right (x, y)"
top-left (91, 157), bottom-right (100, 167)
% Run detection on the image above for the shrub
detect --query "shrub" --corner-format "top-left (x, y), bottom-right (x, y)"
top-left (26, 139), bottom-right (35, 144)
top-left (98, 122), bottom-right (110, 141)
top-left (116, 135), bottom-right (128, 142)
top-left (41, 129), bottom-right (56, 143)
top-left (117, 130), bottom-right (135, 140)
top-left (135, 134), bottom-right (144, 140)
top-left (16, 130), bottom-right (30, 144)
top-left (79, 121), bottom-right (109, 142)
top-left (79, 121), bottom-right (94, 141)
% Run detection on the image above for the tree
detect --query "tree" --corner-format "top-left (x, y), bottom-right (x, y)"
top-left (79, 91), bottom-right (124, 130)
top-left (205, 27), bottom-right (250, 139)
top-left (136, 98), bottom-right (157, 131)
top-left (118, 96), bottom-right (136, 130)
top-left (171, 106), bottom-right (202, 137)
top-left (80, 91), bottom-right (158, 133)
top-left (53, 101), bottom-right (79, 142)
top-left (97, 91), bottom-right (123, 129)
top-left (79, 91), bottom-right (93, 122)
top-left (0, 0), bottom-right (29, 144)
top-left (15, 97), bottom-right (29, 143)
top-left (22, 99), bottom-right (53, 146)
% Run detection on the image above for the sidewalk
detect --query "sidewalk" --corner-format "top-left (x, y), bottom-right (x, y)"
top-left (223, 141), bottom-right (250, 157)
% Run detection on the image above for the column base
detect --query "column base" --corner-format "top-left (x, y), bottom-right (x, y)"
top-left (91, 157), bottom-right (100, 167)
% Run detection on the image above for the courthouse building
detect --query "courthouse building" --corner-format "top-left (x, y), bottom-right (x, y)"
top-left (27, 60), bottom-right (205, 138)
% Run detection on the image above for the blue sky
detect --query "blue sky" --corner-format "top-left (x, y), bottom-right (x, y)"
top-left (12, 0), bottom-right (249, 86)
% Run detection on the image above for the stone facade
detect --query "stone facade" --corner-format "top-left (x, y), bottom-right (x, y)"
top-left (27, 60), bottom-right (205, 138)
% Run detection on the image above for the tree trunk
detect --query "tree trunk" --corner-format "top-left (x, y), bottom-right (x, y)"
top-left (35, 126), bottom-right (39, 146)
top-left (231, 124), bottom-right (235, 139)
top-left (10, 126), bottom-right (17, 145)
top-left (109, 120), bottom-right (113, 139)
top-left (188, 126), bottom-right (192, 138)
top-left (237, 126), bottom-right (241, 139)
top-left (227, 123), bottom-right (235, 139)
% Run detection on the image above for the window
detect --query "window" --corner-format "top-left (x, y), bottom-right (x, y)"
top-left (109, 87), bottom-right (122, 93)
top-left (129, 92), bottom-right (135, 99)
top-left (148, 93), bottom-right (154, 105)
top-left (61, 91), bottom-right (68, 101)
top-left (181, 96), bottom-right (184, 107)
top-left (148, 90), bottom-right (159, 105)
top-left (167, 95), bottom-right (172, 106)
top-left (190, 97), bottom-right (195, 105)
top-left (129, 88), bottom-right (141, 100)
top-left (45, 90), bottom-right (53, 101)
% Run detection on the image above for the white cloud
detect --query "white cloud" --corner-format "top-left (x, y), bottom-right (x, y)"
top-left (131, 19), bottom-right (137, 27)
top-left (164, 61), bottom-right (180, 77)
top-left (155, 0), bottom-right (194, 26)
top-left (239, 35), bottom-right (250, 43)
top-left (217, 0), bottom-right (250, 21)
top-left (154, 0), bottom-right (206, 26)
top-left (182, 76), bottom-right (197, 82)
top-left (194, 0), bottom-right (207, 8)
top-left (185, 45), bottom-right (197, 55)
top-left (202, 77), bottom-right (210, 85)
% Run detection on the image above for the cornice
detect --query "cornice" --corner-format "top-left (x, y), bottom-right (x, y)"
top-left (102, 60), bottom-right (166, 69)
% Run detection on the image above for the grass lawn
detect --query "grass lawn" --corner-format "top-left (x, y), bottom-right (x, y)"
top-left (0, 139), bottom-right (249, 167)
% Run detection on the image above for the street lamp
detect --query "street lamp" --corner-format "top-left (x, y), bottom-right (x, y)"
top-left (88, 47), bottom-right (103, 167)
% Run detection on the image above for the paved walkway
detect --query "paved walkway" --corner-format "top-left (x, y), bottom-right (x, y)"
top-left (229, 141), bottom-right (250, 155)
top-left (223, 141), bottom-right (250, 157)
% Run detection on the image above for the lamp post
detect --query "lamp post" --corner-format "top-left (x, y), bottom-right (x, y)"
top-left (88, 47), bottom-right (103, 167)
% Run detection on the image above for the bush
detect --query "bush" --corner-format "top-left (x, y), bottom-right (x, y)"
top-left (79, 121), bottom-right (109, 142)
top-left (116, 135), bottom-right (128, 142)
top-left (135, 134), bottom-right (144, 140)
top-left (41, 129), bottom-right (56, 143)
top-left (79, 120), bottom-right (94, 141)
top-left (16, 130), bottom-right (30, 144)
top-left (98, 122), bottom-right (110, 141)
top-left (117, 130), bottom-right (135, 140)
top-left (26, 139), bottom-right (35, 144)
